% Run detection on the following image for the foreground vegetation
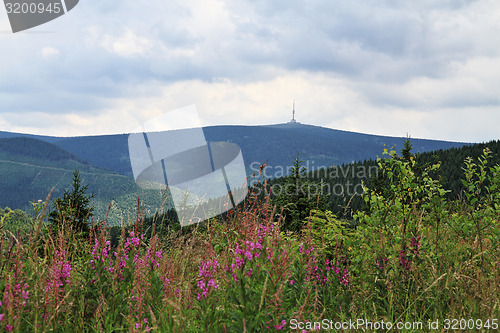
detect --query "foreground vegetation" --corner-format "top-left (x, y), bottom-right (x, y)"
top-left (0, 148), bottom-right (499, 332)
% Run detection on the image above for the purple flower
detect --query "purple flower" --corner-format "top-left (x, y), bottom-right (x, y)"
top-left (207, 279), bottom-right (217, 288)
top-left (197, 260), bottom-right (219, 299)
top-left (274, 320), bottom-right (287, 330)
top-left (340, 269), bottom-right (350, 286)
top-left (410, 236), bottom-right (422, 255)
top-left (399, 250), bottom-right (411, 270)
top-left (234, 256), bottom-right (245, 268)
top-left (377, 256), bottom-right (389, 269)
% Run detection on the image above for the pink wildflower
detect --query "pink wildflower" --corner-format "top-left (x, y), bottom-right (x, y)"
top-left (274, 320), bottom-right (287, 330)
top-left (399, 250), bottom-right (411, 270)
top-left (410, 236), bottom-right (421, 255)
top-left (197, 259), bottom-right (219, 299)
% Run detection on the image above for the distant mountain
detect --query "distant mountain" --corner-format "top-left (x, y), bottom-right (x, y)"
top-left (0, 123), bottom-right (472, 179)
top-left (55, 134), bottom-right (132, 176)
top-left (268, 123), bottom-right (469, 156)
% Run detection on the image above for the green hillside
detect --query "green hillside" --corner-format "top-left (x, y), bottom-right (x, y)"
top-left (0, 137), bottom-right (173, 226)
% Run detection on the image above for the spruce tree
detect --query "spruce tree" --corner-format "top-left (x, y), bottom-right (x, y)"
top-left (273, 154), bottom-right (326, 232)
top-left (401, 134), bottom-right (413, 163)
top-left (49, 170), bottom-right (94, 236)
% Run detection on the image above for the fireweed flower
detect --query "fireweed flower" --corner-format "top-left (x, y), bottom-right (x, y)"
top-left (299, 243), bottom-right (314, 255)
top-left (113, 252), bottom-right (129, 282)
top-left (274, 320), bottom-right (287, 330)
top-left (340, 269), bottom-right (350, 286)
top-left (41, 249), bottom-right (72, 322)
top-left (2, 258), bottom-right (30, 326)
top-left (46, 250), bottom-right (72, 290)
top-left (197, 259), bottom-right (219, 300)
top-left (146, 247), bottom-right (162, 268)
top-left (324, 258), bottom-right (350, 286)
top-left (257, 223), bottom-right (274, 243)
top-left (227, 239), bottom-right (264, 281)
top-left (376, 256), bottom-right (389, 270)
top-left (399, 250), bottom-right (411, 270)
top-left (410, 236), bottom-right (421, 255)
top-left (299, 242), bottom-right (321, 283)
top-left (235, 241), bottom-right (262, 261)
top-left (91, 238), bottom-right (112, 270)
top-left (3, 281), bottom-right (30, 320)
top-left (123, 231), bottom-right (142, 255)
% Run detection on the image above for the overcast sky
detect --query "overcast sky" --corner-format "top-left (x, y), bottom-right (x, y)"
top-left (1, 0), bottom-right (499, 142)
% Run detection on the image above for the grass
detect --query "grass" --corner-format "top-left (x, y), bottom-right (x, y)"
top-left (0, 150), bottom-right (499, 332)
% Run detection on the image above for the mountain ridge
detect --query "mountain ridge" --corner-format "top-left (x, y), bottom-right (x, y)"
top-left (0, 123), bottom-right (472, 178)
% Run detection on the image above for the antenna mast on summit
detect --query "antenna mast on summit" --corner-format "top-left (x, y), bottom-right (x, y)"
top-left (288, 100), bottom-right (298, 124)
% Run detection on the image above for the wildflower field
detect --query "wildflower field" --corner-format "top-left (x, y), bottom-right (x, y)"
top-left (1, 149), bottom-right (499, 332)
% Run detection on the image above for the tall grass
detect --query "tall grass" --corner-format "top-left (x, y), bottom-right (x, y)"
top-left (0, 150), bottom-right (499, 332)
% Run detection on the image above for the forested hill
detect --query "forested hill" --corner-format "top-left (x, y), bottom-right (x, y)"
top-left (269, 139), bottom-right (500, 219)
top-left (0, 137), bottom-right (172, 226)
top-left (416, 139), bottom-right (500, 196)
top-left (0, 124), bottom-right (470, 178)
top-left (0, 137), bottom-right (89, 165)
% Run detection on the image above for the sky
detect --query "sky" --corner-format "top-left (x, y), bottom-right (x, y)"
top-left (0, 0), bottom-right (499, 142)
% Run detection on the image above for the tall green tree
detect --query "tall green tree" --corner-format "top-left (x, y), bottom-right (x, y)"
top-left (49, 170), bottom-right (94, 236)
top-left (401, 134), bottom-right (413, 163)
top-left (273, 154), bottom-right (326, 232)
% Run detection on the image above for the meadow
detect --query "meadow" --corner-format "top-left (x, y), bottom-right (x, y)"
top-left (0, 148), bottom-right (499, 332)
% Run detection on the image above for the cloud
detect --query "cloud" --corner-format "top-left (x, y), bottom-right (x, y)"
top-left (41, 47), bottom-right (60, 59)
top-left (358, 56), bottom-right (500, 110)
top-left (101, 29), bottom-right (153, 58)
